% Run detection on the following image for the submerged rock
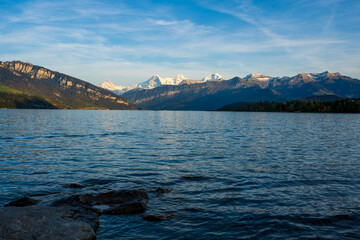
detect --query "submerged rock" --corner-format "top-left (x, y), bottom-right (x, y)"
top-left (156, 187), bottom-right (172, 195)
top-left (101, 201), bottom-right (147, 215)
top-left (52, 190), bottom-right (149, 215)
top-left (69, 204), bottom-right (100, 231)
top-left (91, 190), bottom-right (149, 215)
top-left (4, 197), bottom-right (39, 207)
top-left (0, 206), bottom-right (96, 240)
top-left (1, 189), bottom-right (149, 239)
top-left (51, 193), bottom-right (94, 208)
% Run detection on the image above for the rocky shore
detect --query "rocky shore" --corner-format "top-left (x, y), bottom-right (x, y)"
top-left (0, 187), bottom-right (171, 240)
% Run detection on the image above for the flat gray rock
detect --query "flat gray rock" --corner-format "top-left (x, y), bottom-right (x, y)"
top-left (0, 205), bottom-right (96, 240)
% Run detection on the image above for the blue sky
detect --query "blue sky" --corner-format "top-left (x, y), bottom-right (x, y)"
top-left (0, 0), bottom-right (359, 85)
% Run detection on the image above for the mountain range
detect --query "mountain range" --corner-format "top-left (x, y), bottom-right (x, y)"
top-left (0, 61), bottom-right (138, 109)
top-left (1, 60), bottom-right (359, 111)
top-left (99, 73), bottom-right (224, 95)
top-left (119, 71), bottom-right (360, 110)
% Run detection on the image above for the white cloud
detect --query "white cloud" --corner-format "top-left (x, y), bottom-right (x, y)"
top-left (196, 0), bottom-right (360, 77)
top-left (0, 0), bottom-right (359, 85)
top-left (151, 20), bottom-right (178, 26)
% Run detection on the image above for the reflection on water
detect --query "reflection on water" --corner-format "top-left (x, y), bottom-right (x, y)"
top-left (1, 109), bottom-right (360, 239)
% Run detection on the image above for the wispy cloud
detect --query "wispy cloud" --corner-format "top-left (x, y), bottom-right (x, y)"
top-left (196, 0), bottom-right (360, 77)
top-left (0, 0), bottom-right (359, 84)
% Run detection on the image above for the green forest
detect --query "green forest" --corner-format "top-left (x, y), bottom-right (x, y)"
top-left (219, 99), bottom-right (360, 113)
top-left (0, 84), bottom-right (56, 109)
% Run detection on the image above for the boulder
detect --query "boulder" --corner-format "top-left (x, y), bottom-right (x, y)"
top-left (101, 201), bottom-right (147, 215)
top-left (0, 205), bottom-right (96, 240)
top-left (51, 194), bottom-right (94, 208)
top-left (51, 190), bottom-right (149, 215)
top-left (1, 189), bottom-right (149, 239)
top-left (4, 197), bottom-right (38, 207)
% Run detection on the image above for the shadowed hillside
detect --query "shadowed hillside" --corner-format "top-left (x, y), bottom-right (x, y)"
top-left (0, 61), bottom-right (139, 110)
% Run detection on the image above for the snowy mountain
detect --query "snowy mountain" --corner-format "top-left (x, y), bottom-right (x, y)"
top-left (243, 73), bottom-right (272, 82)
top-left (100, 71), bottom-right (349, 96)
top-left (242, 72), bottom-right (341, 88)
top-left (99, 73), bottom-right (223, 95)
top-left (242, 71), bottom-right (341, 86)
top-left (99, 80), bottom-right (135, 95)
top-left (137, 74), bottom-right (188, 89)
top-left (122, 71), bottom-right (360, 110)
top-left (99, 80), bottom-right (120, 91)
top-left (201, 73), bottom-right (224, 81)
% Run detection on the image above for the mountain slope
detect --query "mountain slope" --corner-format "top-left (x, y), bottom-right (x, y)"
top-left (123, 72), bottom-right (360, 110)
top-left (271, 72), bottom-right (360, 99)
top-left (123, 77), bottom-right (287, 110)
top-left (0, 61), bottom-right (138, 109)
top-left (99, 73), bottom-right (224, 95)
top-left (99, 74), bottom-right (190, 95)
top-left (0, 84), bottom-right (56, 109)
top-left (201, 73), bottom-right (224, 81)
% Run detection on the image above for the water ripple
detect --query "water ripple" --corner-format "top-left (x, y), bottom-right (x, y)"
top-left (1, 110), bottom-right (360, 239)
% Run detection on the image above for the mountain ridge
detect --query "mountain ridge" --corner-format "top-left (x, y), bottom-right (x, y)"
top-left (99, 73), bottom-right (224, 95)
top-left (2, 60), bottom-right (359, 111)
top-left (0, 61), bottom-right (139, 109)
top-left (122, 71), bottom-right (360, 110)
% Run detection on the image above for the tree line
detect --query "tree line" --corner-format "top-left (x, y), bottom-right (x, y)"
top-left (219, 99), bottom-right (360, 113)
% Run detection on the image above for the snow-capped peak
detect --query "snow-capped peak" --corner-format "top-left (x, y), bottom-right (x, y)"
top-left (161, 74), bottom-right (188, 85)
top-left (99, 73), bottom-right (224, 95)
top-left (175, 74), bottom-right (188, 81)
top-left (309, 71), bottom-right (340, 80)
top-left (135, 74), bottom-right (189, 89)
top-left (148, 75), bottom-right (161, 81)
top-left (244, 73), bottom-right (271, 81)
top-left (99, 80), bottom-right (118, 90)
top-left (319, 71), bottom-right (334, 78)
top-left (136, 75), bottom-right (162, 89)
top-left (201, 73), bottom-right (224, 82)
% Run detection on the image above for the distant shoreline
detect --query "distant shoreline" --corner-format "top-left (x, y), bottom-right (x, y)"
top-left (217, 99), bottom-right (360, 113)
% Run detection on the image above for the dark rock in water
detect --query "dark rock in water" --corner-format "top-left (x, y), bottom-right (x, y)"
top-left (51, 193), bottom-right (94, 208)
top-left (52, 190), bottom-right (149, 215)
top-left (102, 201), bottom-right (147, 215)
top-left (0, 206), bottom-right (96, 240)
top-left (69, 204), bottom-right (100, 231)
top-left (142, 214), bottom-right (174, 222)
top-left (65, 183), bottom-right (86, 189)
top-left (50, 194), bottom-right (100, 230)
top-left (92, 190), bottom-right (149, 205)
top-left (5, 197), bottom-right (39, 207)
top-left (92, 190), bottom-right (149, 215)
top-left (1, 189), bottom-right (148, 239)
top-left (156, 187), bottom-right (172, 194)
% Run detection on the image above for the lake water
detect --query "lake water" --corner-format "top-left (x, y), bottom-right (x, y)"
top-left (1, 109), bottom-right (360, 239)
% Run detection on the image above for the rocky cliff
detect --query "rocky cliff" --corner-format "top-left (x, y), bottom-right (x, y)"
top-left (0, 61), bottom-right (138, 109)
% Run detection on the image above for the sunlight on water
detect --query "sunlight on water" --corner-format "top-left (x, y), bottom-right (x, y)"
top-left (1, 110), bottom-right (360, 239)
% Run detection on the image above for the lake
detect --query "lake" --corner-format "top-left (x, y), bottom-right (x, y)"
top-left (1, 109), bottom-right (360, 239)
